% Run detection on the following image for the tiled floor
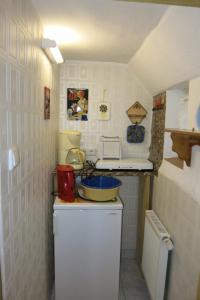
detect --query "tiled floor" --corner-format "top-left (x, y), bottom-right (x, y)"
top-left (51, 258), bottom-right (150, 300)
top-left (119, 258), bottom-right (150, 300)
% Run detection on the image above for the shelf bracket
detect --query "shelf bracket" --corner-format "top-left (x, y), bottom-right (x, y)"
top-left (165, 129), bottom-right (200, 167)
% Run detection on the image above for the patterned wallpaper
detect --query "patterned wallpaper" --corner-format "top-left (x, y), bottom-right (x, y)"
top-left (153, 172), bottom-right (200, 300)
top-left (0, 0), bottom-right (59, 299)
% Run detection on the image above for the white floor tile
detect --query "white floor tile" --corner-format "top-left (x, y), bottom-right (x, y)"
top-left (119, 258), bottom-right (150, 300)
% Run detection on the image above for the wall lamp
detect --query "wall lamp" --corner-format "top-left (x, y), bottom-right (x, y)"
top-left (42, 38), bottom-right (64, 64)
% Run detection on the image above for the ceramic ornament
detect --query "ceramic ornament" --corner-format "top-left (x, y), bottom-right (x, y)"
top-left (127, 124), bottom-right (145, 143)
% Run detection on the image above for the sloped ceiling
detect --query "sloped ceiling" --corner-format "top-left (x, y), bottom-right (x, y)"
top-left (129, 6), bottom-right (200, 95)
top-left (31, 0), bottom-right (168, 63)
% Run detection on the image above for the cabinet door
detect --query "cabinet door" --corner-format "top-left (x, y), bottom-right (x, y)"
top-left (54, 209), bottom-right (122, 300)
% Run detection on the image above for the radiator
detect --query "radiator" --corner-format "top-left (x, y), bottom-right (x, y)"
top-left (142, 210), bottom-right (173, 300)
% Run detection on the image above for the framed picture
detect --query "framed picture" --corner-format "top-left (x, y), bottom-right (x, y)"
top-left (97, 102), bottom-right (110, 120)
top-left (67, 88), bottom-right (88, 121)
top-left (44, 87), bottom-right (50, 119)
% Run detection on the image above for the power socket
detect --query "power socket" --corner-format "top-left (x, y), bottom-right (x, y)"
top-left (85, 148), bottom-right (97, 156)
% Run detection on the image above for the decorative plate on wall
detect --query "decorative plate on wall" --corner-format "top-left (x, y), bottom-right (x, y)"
top-left (127, 125), bottom-right (145, 143)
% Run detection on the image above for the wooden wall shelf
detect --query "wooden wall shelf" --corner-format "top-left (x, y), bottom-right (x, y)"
top-left (165, 128), bottom-right (200, 167)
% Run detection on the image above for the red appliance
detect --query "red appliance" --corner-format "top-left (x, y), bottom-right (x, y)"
top-left (57, 165), bottom-right (75, 202)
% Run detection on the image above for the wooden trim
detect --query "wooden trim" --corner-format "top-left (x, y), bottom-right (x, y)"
top-left (165, 128), bottom-right (200, 136)
top-left (118, 0), bottom-right (200, 7)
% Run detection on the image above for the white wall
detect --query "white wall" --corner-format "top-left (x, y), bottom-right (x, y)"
top-left (188, 77), bottom-right (200, 129)
top-left (131, 5), bottom-right (200, 295)
top-left (153, 76), bottom-right (200, 299)
top-left (0, 0), bottom-right (59, 299)
top-left (59, 60), bottom-right (152, 256)
top-left (129, 6), bottom-right (200, 95)
top-left (161, 77), bottom-right (200, 204)
top-left (127, 64), bottom-right (153, 153)
top-left (59, 60), bottom-right (152, 158)
top-left (164, 88), bottom-right (188, 158)
top-left (119, 176), bottom-right (139, 258)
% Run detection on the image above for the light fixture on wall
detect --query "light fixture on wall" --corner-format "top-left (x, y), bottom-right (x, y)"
top-left (42, 38), bottom-right (64, 64)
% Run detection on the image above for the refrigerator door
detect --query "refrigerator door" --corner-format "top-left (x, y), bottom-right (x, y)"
top-left (54, 209), bottom-right (122, 300)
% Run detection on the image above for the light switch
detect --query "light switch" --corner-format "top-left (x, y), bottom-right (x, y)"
top-left (8, 146), bottom-right (20, 171)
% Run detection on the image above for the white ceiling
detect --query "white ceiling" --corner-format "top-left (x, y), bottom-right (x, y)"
top-left (129, 6), bottom-right (200, 94)
top-left (31, 0), bottom-right (168, 63)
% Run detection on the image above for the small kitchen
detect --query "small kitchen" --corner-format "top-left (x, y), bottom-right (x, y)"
top-left (54, 59), bottom-right (156, 300)
top-left (0, 1), bottom-right (200, 300)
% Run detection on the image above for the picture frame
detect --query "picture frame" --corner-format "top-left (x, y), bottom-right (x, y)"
top-left (97, 102), bottom-right (110, 120)
top-left (44, 87), bottom-right (50, 120)
top-left (67, 88), bottom-right (89, 121)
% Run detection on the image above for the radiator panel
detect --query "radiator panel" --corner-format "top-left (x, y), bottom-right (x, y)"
top-left (142, 210), bottom-right (173, 300)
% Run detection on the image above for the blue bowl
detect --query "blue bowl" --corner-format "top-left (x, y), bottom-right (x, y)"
top-left (81, 176), bottom-right (121, 189)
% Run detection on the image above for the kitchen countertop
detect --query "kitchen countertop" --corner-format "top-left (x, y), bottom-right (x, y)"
top-left (51, 162), bottom-right (156, 197)
top-left (75, 168), bottom-right (156, 177)
top-left (53, 161), bottom-right (156, 177)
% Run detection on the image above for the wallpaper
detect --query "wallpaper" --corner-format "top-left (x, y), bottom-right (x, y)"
top-left (0, 0), bottom-right (59, 299)
top-left (59, 60), bottom-right (152, 158)
top-left (153, 172), bottom-right (200, 300)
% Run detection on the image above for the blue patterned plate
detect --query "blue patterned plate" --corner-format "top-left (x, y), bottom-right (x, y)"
top-left (127, 125), bottom-right (145, 143)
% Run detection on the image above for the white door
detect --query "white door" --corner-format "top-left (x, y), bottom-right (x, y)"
top-left (54, 209), bottom-right (122, 300)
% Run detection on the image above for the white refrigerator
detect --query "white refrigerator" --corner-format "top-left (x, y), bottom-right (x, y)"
top-left (53, 197), bottom-right (123, 300)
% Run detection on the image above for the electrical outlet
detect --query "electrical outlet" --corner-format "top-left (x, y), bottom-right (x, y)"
top-left (85, 148), bottom-right (96, 156)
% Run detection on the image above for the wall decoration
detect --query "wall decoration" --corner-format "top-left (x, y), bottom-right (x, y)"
top-left (67, 88), bottom-right (88, 121)
top-left (127, 101), bottom-right (147, 124)
top-left (149, 92), bottom-right (166, 171)
top-left (153, 94), bottom-right (165, 110)
top-left (97, 102), bottom-right (110, 120)
top-left (44, 87), bottom-right (50, 120)
top-left (127, 124), bottom-right (145, 143)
